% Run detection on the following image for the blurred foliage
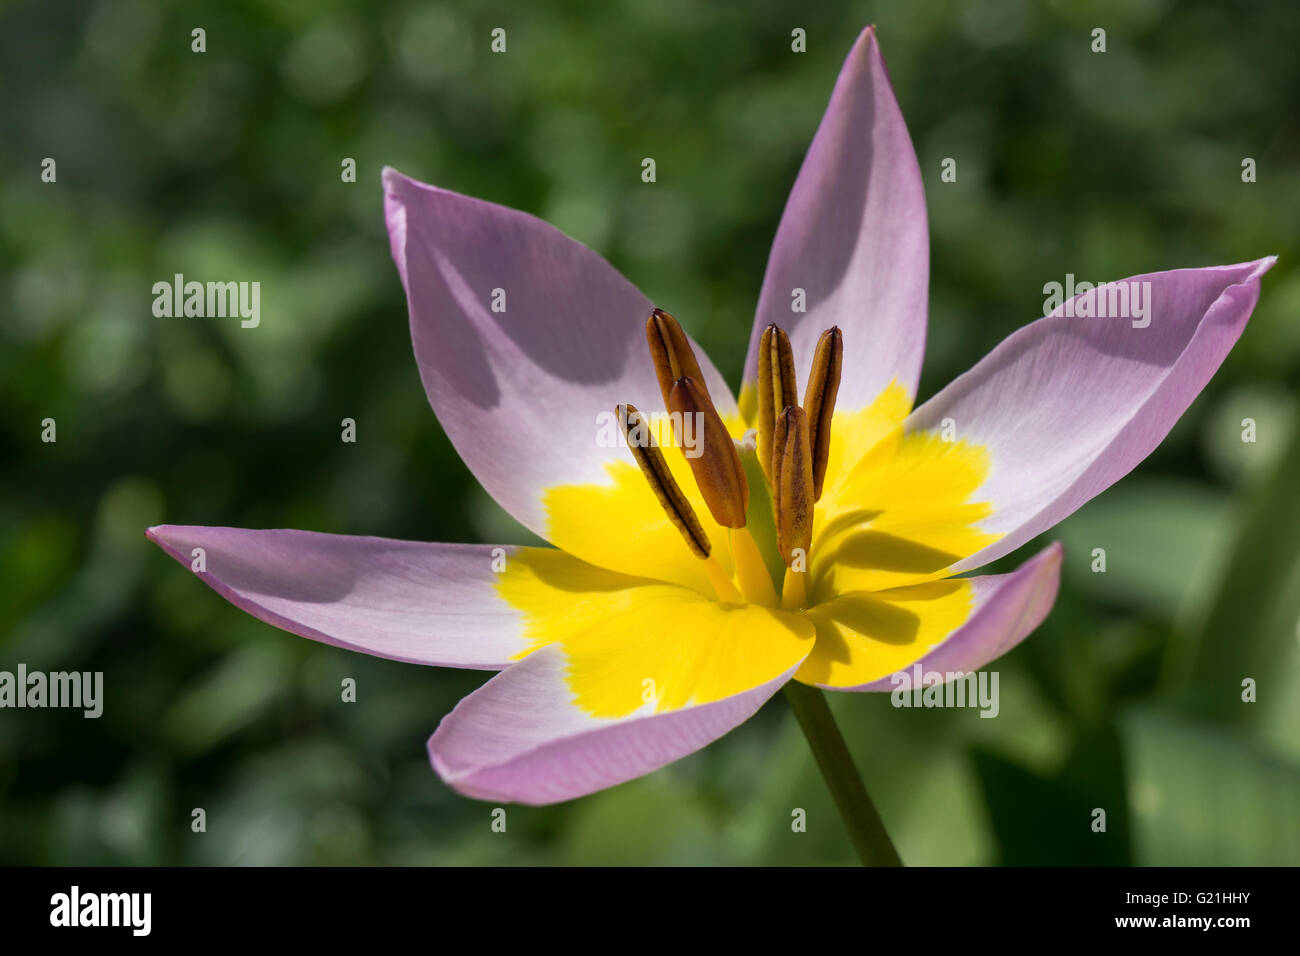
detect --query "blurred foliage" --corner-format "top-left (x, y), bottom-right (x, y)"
top-left (2, 0), bottom-right (1299, 865)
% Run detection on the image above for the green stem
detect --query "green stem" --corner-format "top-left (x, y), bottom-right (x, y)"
top-left (783, 681), bottom-right (902, 866)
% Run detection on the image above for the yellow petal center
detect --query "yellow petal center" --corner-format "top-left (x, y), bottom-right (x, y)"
top-left (502, 364), bottom-right (1001, 707)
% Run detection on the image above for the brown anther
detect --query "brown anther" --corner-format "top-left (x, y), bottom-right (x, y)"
top-left (802, 326), bottom-right (843, 501)
top-left (616, 403), bottom-right (712, 558)
top-left (757, 324), bottom-right (798, 480)
top-left (667, 376), bottom-right (749, 529)
top-left (646, 309), bottom-right (709, 411)
top-left (773, 405), bottom-right (814, 567)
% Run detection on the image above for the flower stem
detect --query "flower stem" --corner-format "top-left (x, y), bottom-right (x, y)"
top-left (783, 681), bottom-right (902, 866)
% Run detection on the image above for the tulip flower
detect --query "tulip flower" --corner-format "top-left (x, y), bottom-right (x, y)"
top-left (147, 26), bottom-right (1273, 864)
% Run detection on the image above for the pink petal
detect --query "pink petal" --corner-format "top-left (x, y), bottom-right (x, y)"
top-left (428, 606), bottom-right (813, 804)
top-left (146, 525), bottom-right (627, 670)
top-left (744, 26), bottom-right (929, 411)
top-left (807, 542), bottom-right (1063, 692)
top-left (908, 258), bottom-right (1275, 574)
top-left (383, 168), bottom-right (736, 542)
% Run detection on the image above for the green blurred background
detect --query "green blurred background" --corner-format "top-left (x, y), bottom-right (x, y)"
top-left (2, 0), bottom-right (1298, 865)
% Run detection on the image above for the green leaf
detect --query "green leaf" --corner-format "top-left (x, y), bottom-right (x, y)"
top-left (1054, 479), bottom-right (1233, 621)
top-left (1122, 709), bottom-right (1300, 865)
top-left (1174, 414), bottom-right (1300, 762)
top-left (971, 724), bottom-right (1132, 865)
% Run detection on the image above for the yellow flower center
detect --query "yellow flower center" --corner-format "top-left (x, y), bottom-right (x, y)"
top-left (494, 313), bottom-right (1004, 716)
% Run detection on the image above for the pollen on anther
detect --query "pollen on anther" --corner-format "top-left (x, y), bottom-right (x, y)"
top-left (616, 403), bottom-right (712, 558)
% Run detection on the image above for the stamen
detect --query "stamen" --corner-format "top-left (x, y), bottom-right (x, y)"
top-left (732, 525), bottom-right (779, 607)
top-left (772, 405), bottom-right (814, 568)
top-left (703, 555), bottom-right (744, 604)
top-left (616, 403), bottom-right (712, 558)
top-left (803, 327), bottom-right (843, 501)
top-left (757, 324), bottom-right (798, 479)
top-left (781, 566), bottom-right (807, 612)
top-left (646, 308), bottom-right (710, 410)
top-left (667, 376), bottom-right (749, 529)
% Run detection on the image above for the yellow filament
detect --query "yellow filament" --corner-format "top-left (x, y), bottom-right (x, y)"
top-left (731, 526), bottom-right (778, 607)
top-left (703, 554), bottom-right (743, 604)
top-left (781, 567), bottom-right (807, 612)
